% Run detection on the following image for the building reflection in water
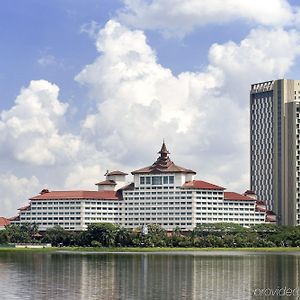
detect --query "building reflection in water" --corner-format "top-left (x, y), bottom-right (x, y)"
top-left (0, 252), bottom-right (300, 300)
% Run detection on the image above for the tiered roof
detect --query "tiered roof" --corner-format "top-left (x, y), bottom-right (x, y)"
top-left (132, 142), bottom-right (196, 175)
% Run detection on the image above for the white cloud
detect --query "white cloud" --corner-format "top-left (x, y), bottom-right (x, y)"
top-left (37, 54), bottom-right (57, 67)
top-left (118, 0), bottom-right (294, 36)
top-left (2, 18), bottom-right (300, 218)
top-left (0, 80), bottom-right (81, 165)
top-left (75, 20), bottom-right (300, 195)
top-left (64, 163), bottom-right (103, 189)
top-left (0, 174), bottom-right (40, 217)
top-left (209, 27), bottom-right (300, 101)
top-left (80, 20), bottom-right (102, 39)
top-left (76, 21), bottom-right (221, 132)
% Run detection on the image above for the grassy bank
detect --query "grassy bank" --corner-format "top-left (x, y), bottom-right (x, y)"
top-left (0, 246), bottom-right (300, 253)
top-left (57, 247), bottom-right (300, 252)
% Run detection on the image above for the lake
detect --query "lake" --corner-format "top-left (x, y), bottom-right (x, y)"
top-left (0, 251), bottom-right (299, 299)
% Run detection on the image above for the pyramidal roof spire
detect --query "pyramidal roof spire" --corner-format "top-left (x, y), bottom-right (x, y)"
top-left (158, 139), bottom-right (170, 156)
top-left (131, 140), bottom-right (196, 175)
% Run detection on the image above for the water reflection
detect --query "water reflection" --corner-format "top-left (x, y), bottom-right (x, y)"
top-left (0, 251), bottom-right (299, 300)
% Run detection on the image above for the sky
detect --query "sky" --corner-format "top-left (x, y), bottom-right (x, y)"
top-left (1, 0), bottom-right (300, 217)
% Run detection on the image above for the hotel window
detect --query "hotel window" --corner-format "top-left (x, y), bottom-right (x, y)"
top-left (152, 176), bottom-right (162, 185)
top-left (163, 176), bottom-right (168, 184)
top-left (140, 176), bottom-right (145, 185)
top-left (169, 176), bottom-right (174, 184)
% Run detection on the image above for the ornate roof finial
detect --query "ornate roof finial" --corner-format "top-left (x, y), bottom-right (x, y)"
top-left (158, 139), bottom-right (170, 157)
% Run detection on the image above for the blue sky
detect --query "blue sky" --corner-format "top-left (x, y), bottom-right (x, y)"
top-left (0, 0), bottom-right (252, 109)
top-left (1, 0), bottom-right (300, 216)
top-left (0, 1), bottom-right (115, 109)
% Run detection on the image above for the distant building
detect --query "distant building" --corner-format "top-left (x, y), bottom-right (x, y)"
top-left (250, 79), bottom-right (300, 225)
top-left (12, 142), bottom-right (275, 231)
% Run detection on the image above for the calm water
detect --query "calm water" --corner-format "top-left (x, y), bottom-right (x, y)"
top-left (0, 251), bottom-right (300, 300)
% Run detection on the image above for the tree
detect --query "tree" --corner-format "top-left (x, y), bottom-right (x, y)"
top-left (42, 226), bottom-right (70, 246)
top-left (146, 224), bottom-right (167, 247)
top-left (0, 230), bottom-right (8, 244)
top-left (115, 227), bottom-right (133, 247)
top-left (68, 231), bottom-right (90, 247)
top-left (168, 227), bottom-right (186, 247)
top-left (194, 223), bottom-right (247, 238)
top-left (5, 223), bottom-right (37, 243)
top-left (87, 223), bottom-right (119, 247)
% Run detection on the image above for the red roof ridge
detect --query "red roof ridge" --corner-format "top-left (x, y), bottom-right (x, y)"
top-left (95, 180), bottom-right (116, 186)
top-left (224, 191), bottom-right (256, 201)
top-left (30, 190), bottom-right (120, 201)
top-left (8, 215), bottom-right (19, 221)
top-left (182, 180), bottom-right (225, 190)
top-left (244, 190), bottom-right (256, 195)
top-left (18, 204), bottom-right (30, 211)
top-left (105, 170), bottom-right (128, 176)
top-left (132, 162), bottom-right (196, 175)
top-left (117, 182), bottom-right (134, 191)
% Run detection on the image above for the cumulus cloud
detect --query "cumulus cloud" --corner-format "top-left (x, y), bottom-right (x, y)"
top-left (76, 21), bottom-right (225, 165)
top-left (0, 174), bottom-right (40, 217)
top-left (76, 20), bottom-right (300, 192)
top-left (209, 27), bottom-right (300, 101)
top-left (75, 20), bottom-right (300, 194)
top-left (77, 21), bottom-right (221, 134)
top-left (2, 18), bottom-right (300, 218)
top-left (0, 80), bottom-right (112, 216)
top-left (0, 80), bottom-right (81, 165)
top-left (118, 0), bottom-right (294, 36)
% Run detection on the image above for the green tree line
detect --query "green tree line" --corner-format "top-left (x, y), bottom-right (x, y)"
top-left (1, 222), bottom-right (300, 248)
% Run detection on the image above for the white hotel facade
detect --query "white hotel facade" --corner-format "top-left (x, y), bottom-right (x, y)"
top-left (12, 143), bottom-right (275, 231)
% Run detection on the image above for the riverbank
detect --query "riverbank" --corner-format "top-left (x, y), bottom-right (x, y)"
top-left (0, 246), bottom-right (300, 252)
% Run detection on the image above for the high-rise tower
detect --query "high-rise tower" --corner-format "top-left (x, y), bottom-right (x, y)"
top-left (250, 79), bottom-right (300, 225)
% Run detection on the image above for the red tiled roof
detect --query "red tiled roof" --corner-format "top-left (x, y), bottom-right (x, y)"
top-left (8, 215), bottom-right (19, 221)
top-left (30, 190), bottom-right (120, 201)
top-left (244, 190), bottom-right (256, 195)
top-left (132, 163), bottom-right (196, 175)
top-left (118, 182), bottom-right (134, 191)
top-left (224, 192), bottom-right (256, 201)
top-left (266, 211), bottom-right (276, 222)
top-left (95, 180), bottom-right (116, 186)
top-left (106, 170), bottom-right (128, 176)
top-left (18, 205), bottom-right (30, 211)
top-left (256, 200), bottom-right (265, 205)
top-left (182, 180), bottom-right (225, 190)
top-left (256, 202), bottom-right (267, 212)
top-left (0, 217), bottom-right (10, 227)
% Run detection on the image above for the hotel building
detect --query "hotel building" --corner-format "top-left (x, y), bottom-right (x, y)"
top-left (12, 142), bottom-right (275, 231)
top-left (250, 79), bottom-right (300, 225)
